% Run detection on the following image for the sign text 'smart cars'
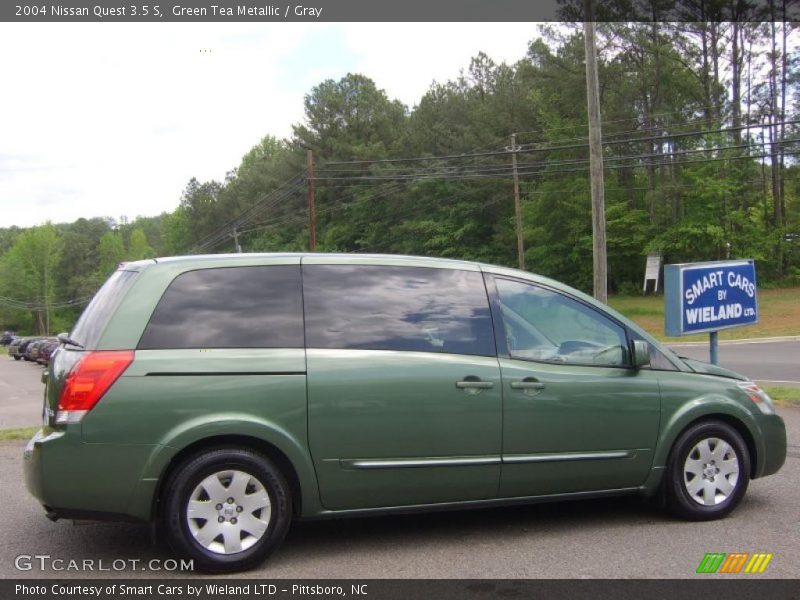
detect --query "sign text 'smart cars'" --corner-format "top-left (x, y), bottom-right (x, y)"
top-left (664, 260), bottom-right (758, 336)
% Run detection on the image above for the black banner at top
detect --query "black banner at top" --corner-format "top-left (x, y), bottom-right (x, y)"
top-left (2, 0), bottom-right (798, 22)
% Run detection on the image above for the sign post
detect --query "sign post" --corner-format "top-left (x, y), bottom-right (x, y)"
top-left (664, 260), bottom-right (758, 364)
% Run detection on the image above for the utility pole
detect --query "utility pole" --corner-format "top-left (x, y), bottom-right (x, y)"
top-left (232, 227), bottom-right (241, 253)
top-left (44, 247), bottom-right (53, 334)
top-left (583, 1), bottom-right (608, 303)
top-left (43, 253), bottom-right (49, 335)
top-left (306, 149), bottom-right (317, 251)
top-left (510, 133), bottom-right (525, 270)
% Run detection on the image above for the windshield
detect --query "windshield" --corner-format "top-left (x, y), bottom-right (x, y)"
top-left (69, 269), bottom-right (138, 349)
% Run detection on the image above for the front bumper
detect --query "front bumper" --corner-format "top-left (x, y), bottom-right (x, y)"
top-left (755, 413), bottom-right (787, 478)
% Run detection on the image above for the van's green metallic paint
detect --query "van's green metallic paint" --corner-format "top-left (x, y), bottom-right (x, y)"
top-left (307, 349), bottom-right (502, 510)
top-left (23, 253), bottom-right (787, 524)
top-left (652, 371), bottom-right (785, 479)
top-left (81, 348), bottom-right (319, 520)
top-left (497, 357), bottom-right (660, 497)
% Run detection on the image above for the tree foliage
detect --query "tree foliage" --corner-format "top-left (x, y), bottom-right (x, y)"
top-left (1, 23), bottom-right (798, 334)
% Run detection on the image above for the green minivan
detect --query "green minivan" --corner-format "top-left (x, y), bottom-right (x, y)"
top-left (24, 253), bottom-right (786, 572)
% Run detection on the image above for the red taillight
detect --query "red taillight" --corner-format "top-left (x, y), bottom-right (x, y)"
top-left (57, 351), bottom-right (133, 423)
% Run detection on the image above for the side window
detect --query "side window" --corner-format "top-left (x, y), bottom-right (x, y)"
top-left (70, 269), bottom-right (138, 349)
top-left (138, 265), bottom-right (303, 349)
top-left (303, 265), bottom-right (495, 357)
top-left (494, 278), bottom-right (629, 367)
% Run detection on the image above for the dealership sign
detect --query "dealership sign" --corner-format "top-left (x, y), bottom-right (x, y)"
top-left (664, 260), bottom-right (758, 336)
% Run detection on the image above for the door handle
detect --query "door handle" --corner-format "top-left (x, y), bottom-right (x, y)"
top-left (456, 381), bottom-right (494, 389)
top-left (456, 378), bottom-right (494, 395)
top-left (510, 381), bottom-right (545, 390)
top-left (510, 378), bottom-right (545, 396)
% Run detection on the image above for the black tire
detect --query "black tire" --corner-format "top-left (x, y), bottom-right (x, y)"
top-left (160, 448), bottom-right (292, 573)
top-left (665, 420), bottom-right (750, 520)
top-left (13, 355), bottom-right (21, 361)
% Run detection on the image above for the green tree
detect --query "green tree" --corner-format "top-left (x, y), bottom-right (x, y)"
top-left (127, 228), bottom-right (155, 260)
top-left (0, 223), bottom-right (63, 334)
top-left (57, 217), bottom-right (110, 304)
top-left (293, 73), bottom-right (408, 160)
top-left (163, 206), bottom-right (191, 255)
top-left (97, 231), bottom-right (126, 280)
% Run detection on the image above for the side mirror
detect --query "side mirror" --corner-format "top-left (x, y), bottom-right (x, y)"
top-left (632, 340), bottom-right (651, 368)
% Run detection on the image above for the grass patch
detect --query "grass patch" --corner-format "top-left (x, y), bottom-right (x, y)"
top-left (609, 287), bottom-right (800, 341)
top-left (0, 426), bottom-right (39, 441)
top-left (614, 306), bottom-right (662, 317)
top-left (764, 386), bottom-right (800, 407)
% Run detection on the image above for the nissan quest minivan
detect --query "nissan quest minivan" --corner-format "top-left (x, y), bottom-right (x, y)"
top-left (24, 253), bottom-right (787, 572)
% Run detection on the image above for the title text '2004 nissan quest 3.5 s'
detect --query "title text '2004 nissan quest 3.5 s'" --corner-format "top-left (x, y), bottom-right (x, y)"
top-left (24, 254), bottom-right (786, 572)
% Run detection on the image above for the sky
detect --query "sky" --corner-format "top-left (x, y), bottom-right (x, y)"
top-left (0, 23), bottom-right (537, 228)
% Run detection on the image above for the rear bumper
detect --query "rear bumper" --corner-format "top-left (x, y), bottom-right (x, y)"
top-left (23, 428), bottom-right (158, 522)
top-left (23, 429), bottom-right (56, 503)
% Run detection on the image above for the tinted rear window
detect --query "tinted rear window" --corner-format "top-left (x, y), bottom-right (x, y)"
top-left (303, 265), bottom-right (495, 356)
top-left (70, 269), bottom-right (139, 349)
top-left (138, 265), bottom-right (303, 349)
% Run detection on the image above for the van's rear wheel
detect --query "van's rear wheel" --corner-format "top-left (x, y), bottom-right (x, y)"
top-left (161, 448), bottom-right (291, 573)
top-left (665, 421), bottom-right (750, 520)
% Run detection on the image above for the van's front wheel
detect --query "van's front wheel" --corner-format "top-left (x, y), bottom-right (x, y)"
top-left (161, 448), bottom-right (291, 573)
top-left (666, 421), bottom-right (750, 520)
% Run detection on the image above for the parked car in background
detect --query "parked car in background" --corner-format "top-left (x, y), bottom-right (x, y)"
top-left (24, 254), bottom-right (787, 573)
top-left (19, 338), bottom-right (43, 361)
top-left (7, 337), bottom-right (24, 360)
top-left (1, 331), bottom-right (16, 345)
top-left (37, 340), bottom-right (60, 366)
top-left (30, 338), bottom-right (58, 364)
top-left (27, 340), bottom-right (44, 363)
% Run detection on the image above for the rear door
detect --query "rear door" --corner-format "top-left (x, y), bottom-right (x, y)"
top-left (304, 260), bottom-right (502, 510)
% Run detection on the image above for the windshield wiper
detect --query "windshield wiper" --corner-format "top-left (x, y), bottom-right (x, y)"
top-left (57, 333), bottom-right (84, 349)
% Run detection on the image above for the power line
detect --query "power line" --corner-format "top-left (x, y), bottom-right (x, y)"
top-left (513, 121), bottom-right (800, 153)
top-left (318, 138), bottom-right (800, 179)
top-left (188, 173), bottom-right (305, 253)
top-left (235, 181), bottom-right (409, 239)
top-left (315, 119), bottom-right (799, 171)
top-left (511, 111), bottom-right (780, 151)
top-left (0, 294), bottom-right (94, 311)
top-left (521, 176), bottom-right (800, 195)
top-left (190, 179), bottom-right (304, 252)
top-left (177, 121), bottom-right (799, 254)
top-left (190, 179), bottom-right (306, 253)
top-left (512, 105), bottom-right (785, 139)
top-left (311, 147), bottom-right (800, 182)
top-left (354, 195), bottom-right (510, 254)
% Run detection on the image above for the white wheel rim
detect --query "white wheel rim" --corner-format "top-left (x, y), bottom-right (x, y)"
top-left (186, 469), bottom-right (272, 555)
top-left (683, 437), bottom-right (740, 506)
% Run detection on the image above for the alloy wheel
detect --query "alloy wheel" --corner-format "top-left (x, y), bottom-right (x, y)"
top-left (683, 437), bottom-right (740, 506)
top-left (186, 469), bottom-right (272, 555)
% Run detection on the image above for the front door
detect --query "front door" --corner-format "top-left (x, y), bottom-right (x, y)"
top-left (304, 261), bottom-right (502, 510)
top-left (487, 276), bottom-right (661, 498)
